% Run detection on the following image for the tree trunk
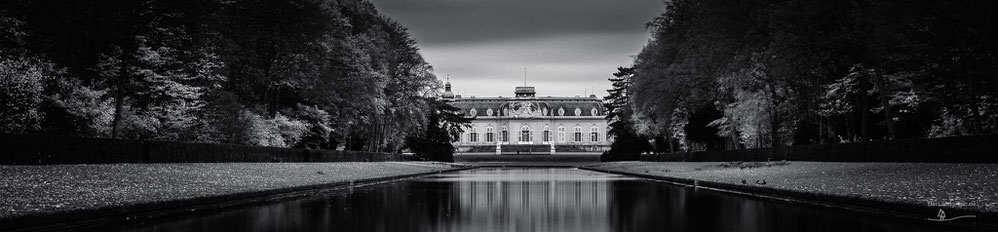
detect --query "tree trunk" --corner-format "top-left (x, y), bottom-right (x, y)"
top-left (876, 75), bottom-right (896, 139)
top-left (967, 76), bottom-right (981, 135)
top-left (110, 52), bottom-right (130, 139)
top-left (666, 133), bottom-right (675, 153)
top-left (843, 110), bottom-right (853, 142)
top-left (366, 124), bottom-right (375, 152)
top-left (860, 95), bottom-right (869, 140)
top-left (728, 121), bottom-right (740, 149)
top-left (818, 116), bottom-right (823, 144)
top-left (769, 89), bottom-right (781, 147)
top-left (770, 110), bottom-right (780, 147)
top-left (367, 117), bottom-right (382, 152)
top-left (263, 59), bottom-right (277, 118)
top-left (265, 85), bottom-right (279, 119)
top-left (263, 85), bottom-right (271, 118)
top-left (756, 119), bottom-right (763, 148)
top-left (378, 120), bottom-right (384, 152)
top-left (271, 86), bottom-right (279, 118)
top-left (111, 91), bottom-right (123, 139)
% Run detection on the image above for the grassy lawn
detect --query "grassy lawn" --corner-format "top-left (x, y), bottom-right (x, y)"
top-left (0, 162), bottom-right (461, 219)
top-left (587, 162), bottom-right (998, 214)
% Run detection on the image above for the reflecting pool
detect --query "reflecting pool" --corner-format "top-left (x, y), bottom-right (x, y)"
top-left (101, 168), bottom-right (973, 232)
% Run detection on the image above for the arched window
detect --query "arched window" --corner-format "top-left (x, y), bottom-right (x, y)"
top-left (543, 126), bottom-right (551, 142)
top-left (558, 126), bottom-right (566, 142)
top-left (500, 126), bottom-right (509, 142)
top-left (486, 108), bottom-right (494, 116)
top-left (574, 126), bottom-right (583, 142)
top-left (469, 108), bottom-right (477, 117)
top-left (542, 108), bottom-right (548, 116)
top-left (590, 126), bottom-right (599, 142)
top-left (558, 108), bottom-right (565, 116)
top-left (574, 108), bottom-right (582, 116)
top-left (485, 126), bottom-right (495, 142)
top-left (591, 108), bottom-right (598, 116)
top-left (519, 125), bottom-right (531, 142)
top-left (469, 126), bottom-right (478, 142)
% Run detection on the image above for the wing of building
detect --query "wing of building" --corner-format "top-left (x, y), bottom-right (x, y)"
top-left (442, 81), bottom-right (610, 155)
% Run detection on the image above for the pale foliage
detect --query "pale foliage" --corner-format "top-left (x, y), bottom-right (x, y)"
top-left (927, 109), bottom-right (969, 138)
top-left (712, 91), bottom-right (772, 148)
top-left (241, 111), bottom-right (309, 147)
top-left (667, 110), bottom-right (689, 151)
top-left (96, 33), bottom-right (224, 140)
top-left (0, 58), bottom-right (45, 132)
top-left (48, 76), bottom-right (115, 136)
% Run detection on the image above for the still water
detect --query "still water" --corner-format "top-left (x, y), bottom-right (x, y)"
top-left (104, 168), bottom-right (971, 232)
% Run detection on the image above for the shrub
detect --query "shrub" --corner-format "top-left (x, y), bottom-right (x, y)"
top-left (241, 110), bottom-right (309, 147)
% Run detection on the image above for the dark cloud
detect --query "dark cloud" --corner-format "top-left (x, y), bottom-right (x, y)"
top-left (371, 0), bottom-right (664, 45)
top-left (368, 0), bottom-right (665, 97)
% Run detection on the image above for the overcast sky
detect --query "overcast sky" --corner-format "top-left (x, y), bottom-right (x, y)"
top-left (368, 0), bottom-right (666, 98)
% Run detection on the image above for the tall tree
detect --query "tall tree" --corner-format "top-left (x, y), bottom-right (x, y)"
top-left (219, 0), bottom-right (329, 119)
top-left (601, 67), bottom-right (652, 161)
top-left (404, 98), bottom-right (471, 162)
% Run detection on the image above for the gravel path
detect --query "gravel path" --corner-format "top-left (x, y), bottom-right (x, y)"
top-left (0, 162), bottom-right (464, 221)
top-left (585, 162), bottom-right (998, 214)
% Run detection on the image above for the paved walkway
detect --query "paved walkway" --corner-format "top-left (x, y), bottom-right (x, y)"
top-left (0, 162), bottom-right (467, 229)
top-left (584, 162), bottom-right (998, 216)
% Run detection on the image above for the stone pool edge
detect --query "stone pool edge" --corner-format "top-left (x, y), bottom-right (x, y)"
top-left (578, 166), bottom-right (997, 231)
top-left (0, 164), bottom-right (476, 231)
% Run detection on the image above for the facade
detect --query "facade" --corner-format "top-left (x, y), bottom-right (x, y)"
top-left (442, 81), bottom-right (610, 154)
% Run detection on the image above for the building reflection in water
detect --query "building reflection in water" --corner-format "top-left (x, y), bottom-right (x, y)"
top-left (433, 168), bottom-right (621, 231)
top-left (105, 168), bottom-right (975, 232)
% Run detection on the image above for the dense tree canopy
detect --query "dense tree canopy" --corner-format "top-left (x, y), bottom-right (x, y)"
top-left (0, 0), bottom-right (449, 152)
top-left (624, 0), bottom-right (998, 152)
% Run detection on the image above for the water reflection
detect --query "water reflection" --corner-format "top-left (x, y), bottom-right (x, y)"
top-left (103, 168), bottom-right (973, 232)
top-left (435, 169), bottom-right (623, 231)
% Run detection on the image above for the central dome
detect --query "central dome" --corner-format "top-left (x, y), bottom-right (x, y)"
top-left (442, 81), bottom-right (455, 99)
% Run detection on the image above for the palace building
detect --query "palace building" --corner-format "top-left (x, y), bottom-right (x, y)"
top-left (442, 81), bottom-right (610, 154)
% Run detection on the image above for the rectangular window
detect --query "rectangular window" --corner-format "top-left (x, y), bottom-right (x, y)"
top-left (574, 132), bottom-right (582, 142)
top-left (486, 133), bottom-right (494, 142)
top-left (559, 132), bottom-right (565, 142)
top-left (590, 132), bottom-right (598, 142)
top-left (470, 133), bottom-right (478, 142)
top-left (543, 131), bottom-right (550, 142)
top-left (501, 131), bottom-right (508, 142)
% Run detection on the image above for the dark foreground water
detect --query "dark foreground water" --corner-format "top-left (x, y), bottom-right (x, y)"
top-left (100, 168), bottom-right (972, 232)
